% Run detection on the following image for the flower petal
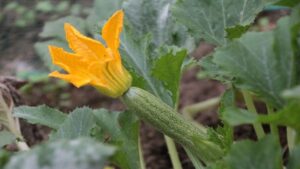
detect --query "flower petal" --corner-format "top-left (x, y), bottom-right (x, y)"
top-left (64, 23), bottom-right (110, 62)
top-left (48, 46), bottom-right (88, 73)
top-left (102, 10), bottom-right (124, 51)
top-left (49, 71), bottom-right (91, 88)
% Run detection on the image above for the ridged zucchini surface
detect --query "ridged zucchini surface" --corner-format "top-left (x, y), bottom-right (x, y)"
top-left (122, 87), bottom-right (223, 162)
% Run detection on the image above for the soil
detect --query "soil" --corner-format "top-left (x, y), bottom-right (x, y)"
top-left (0, 1), bottom-right (291, 169)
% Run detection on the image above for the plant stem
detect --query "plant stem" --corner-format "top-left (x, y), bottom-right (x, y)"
top-left (16, 141), bottom-right (30, 151)
top-left (287, 127), bottom-right (296, 153)
top-left (242, 90), bottom-right (265, 139)
top-left (164, 136), bottom-right (183, 169)
top-left (266, 104), bottom-right (279, 139)
top-left (182, 97), bottom-right (220, 120)
top-left (138, 134), bottom-right (146, 169)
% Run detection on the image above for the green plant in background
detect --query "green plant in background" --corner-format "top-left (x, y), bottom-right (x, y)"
top-left (1, 0), bottom-right (300, 169)
top-left (1, 1), bottom-right (77, 28)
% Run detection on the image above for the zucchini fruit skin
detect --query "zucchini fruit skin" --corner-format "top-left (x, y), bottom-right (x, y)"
top-left (122, 87), bottom-right (223, 163)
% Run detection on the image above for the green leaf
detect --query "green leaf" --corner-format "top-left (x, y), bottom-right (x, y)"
top-left (39, 16), bottom-right (86, 40)
top-left (0, 131), bottom-right (15, 148)
top-left (287, 145), bottom-right (300, 169)
top-left (225, 135), bottom-right (282, 169)
top-left (123, 0), bottom-right (180, 46)
top-left (120, 0), bottom-right (191, 105)
top-left (14, 105), bottom-right (67, 129)
top-left (219, 100), bottom-right (300, 136)
top-left (198, 55), bottom-right (230, 83)
top-left (214, 31), bottom-right (292, 108)
top-left (123, 0), bottom-right (195, 51)
top-left (259, 101), bottom-right (300, 135)
top-left (172, 0), bottom-right (271, 45)
top-left (226, 25), bottom-right (250, 40)
top-left (275, 0), bottom-right (300, 7)
top-left (55, 1), bottom-right (70, 13)
top-left (219, 89), bottom-right (236, 111)
top-left (273, 17), bottom-right (295, 88)
top-left (120, 28), bottom-right (173, 105)
top-left (51, 107), bottom-right (95, 140)
top-left (152, 48), bottom-right (186, 103)
top-left (93, 109), bottom-right (140, 169)
top-left (34, 40), bottom-right (69, 71)
top-left (4, 138), bottom-right (115, 169)
top-left (221, 107), bottom-right (258, 126)
top-left (0, 150), bottom-right (10, 169)
top-left (35, 1), bottom-right (54, 13)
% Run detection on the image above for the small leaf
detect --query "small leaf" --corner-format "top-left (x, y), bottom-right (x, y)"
top-left (152, 48), bottom-right (186, 103)
top-left (207, 124), bottom-right (233, 153)
top-left (4, 138), bottom-right (115, 169)
top-left (221, 107), bottom-right (258, 126)
top-left (51, 107), bottom-right (95, 140)
top-left (14, 105), bottom-right (67, 129)
top-left (226, 135), bottom-right (282, 169)
top-left (226, 25), bottom-right (250, 40)
top-left (0, 131), bottom-right (15, 148)
top-left (93, 109), bottom-right (140, 169)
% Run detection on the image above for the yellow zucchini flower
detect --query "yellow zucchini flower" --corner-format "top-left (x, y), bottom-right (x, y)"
top-left (48, 10), bottom-right (132, 98)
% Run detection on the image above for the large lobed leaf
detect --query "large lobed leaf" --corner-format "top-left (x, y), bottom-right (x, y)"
top-left (51, 107), bottom-right (95, 140)
top-left (4, 138), bottom-right (115, 169)
top-left (213, 18), bottom-right (296, 107)
top-left (16, 105), bottom-right (141, 169)
top-left (123, 0), bottom-right (174, 46)
top-left (123, 0), bottom-right (194, 50)
top-left (14, 105), bottom-right (67, 130)
top-left (225, 135), bottom-right (282, 169)
top-left (93, 109), bottom-right (140, 169)
top-left (172, 0), bottom-right (274, 46)
top-left (201, 5), bottom-right (300, 108)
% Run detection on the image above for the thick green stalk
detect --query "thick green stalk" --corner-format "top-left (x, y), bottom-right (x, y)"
top-left (164, 136), bottom-right (183, 169)
top-left (287, 127), bottom-right (296, 153)
top-left (182, 97), bottom-right (220, 120)
top-left (138, 134), bottom-right (146, 169)
top-left (242, 91), bottom-right (265, 139)
top-left (266, 104), bottom-right (279, 140)
top-left (122, 87), bottom-right (223, 163)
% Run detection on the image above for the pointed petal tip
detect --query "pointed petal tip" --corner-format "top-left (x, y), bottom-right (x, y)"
top-left (64, 23), bottom-right (73, 30)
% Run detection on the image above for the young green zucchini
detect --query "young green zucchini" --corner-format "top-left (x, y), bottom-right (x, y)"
top-left (122, 87), bottom-right (223, 163)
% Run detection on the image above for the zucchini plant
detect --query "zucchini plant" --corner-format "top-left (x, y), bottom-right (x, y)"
top-left (1, 0), bottom-right (300, 169)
